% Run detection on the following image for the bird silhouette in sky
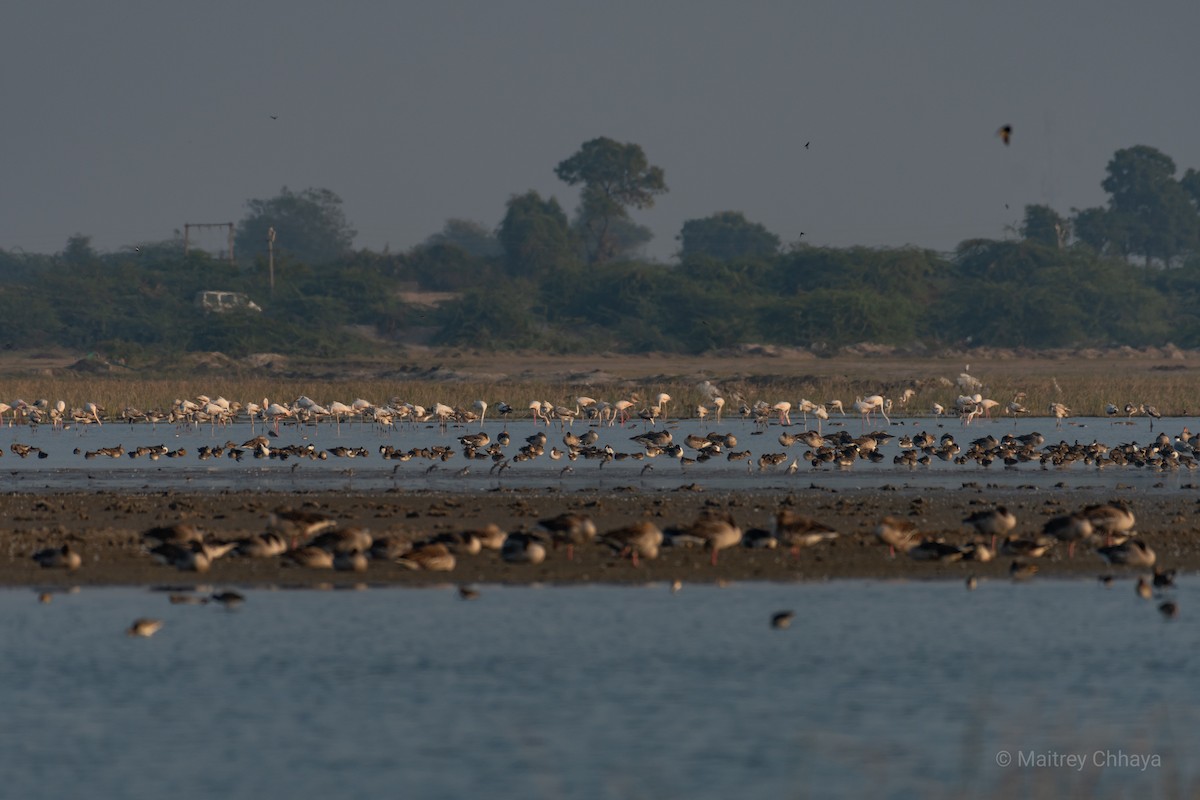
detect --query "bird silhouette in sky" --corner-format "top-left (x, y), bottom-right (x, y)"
top-left (997, 125), bottom-right (1012, 145)
top-left (804, 141), bottom-right (810, 149)
top-left (270, 115), bottom-right (278, 120)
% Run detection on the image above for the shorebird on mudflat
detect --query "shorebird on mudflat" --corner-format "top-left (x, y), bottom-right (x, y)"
top-left (32, 544), bottom-right (82, 571)
top-left (875, 516), bottom-right (919, 557)
top-left (599, 521), bottom-right (663, 567)
top-left (501, 532), bottom-right (548, 565)
top-left (963, 507), bottom-right (1017, 548)
top-left (1042, 513), bottom-right (1093, 558)
top-left (396, 543), bottom-right (457, 572)
top-left (1079, 500), bottom-right (1135, 545)
top-left (1097, 539), bottom-right (1156, 568)
top-left (538, 512), bottom-right (596, 560)
top-left (774, 510), bottom-right (838, 557)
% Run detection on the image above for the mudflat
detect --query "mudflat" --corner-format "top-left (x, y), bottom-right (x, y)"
top-left (4, 485), bottom-right (1194, 588)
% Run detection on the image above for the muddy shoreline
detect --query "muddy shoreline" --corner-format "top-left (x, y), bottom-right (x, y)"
top-left (4, 485), bottom-right (1196, 589)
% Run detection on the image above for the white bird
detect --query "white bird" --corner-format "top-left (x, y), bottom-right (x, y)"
top-left (1048, 402), bottom-right (1070, 429)
top-left (655, 393), bottom-right (672, 421)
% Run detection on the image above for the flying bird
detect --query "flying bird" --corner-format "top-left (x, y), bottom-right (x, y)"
top-left (997, 125), bottom-right (1012, 145)
top-left (804, 141), bottom-right (810, 149)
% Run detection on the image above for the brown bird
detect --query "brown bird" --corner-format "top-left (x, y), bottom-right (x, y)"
top-left (1159, 601), bottom-right (1179, 619)
top-left (32, 544), bottom-right (82, 571)
top-left (599, 521), bottom-right (663, 567)
top-left (397, 542), bottom-right (457, 572)
top-left (538, 512), bottom-right (596, 560)
top-left (963, 506), bottom-right (1016, 548)
top-left (686, 511), bottom-right (743, 566)
top-left (875, 516), bottom-right (919, 556)
top-left (126, 618), bottom-right (164, 638)
top-left (997, 124), bottom-right (1012, 145)
top-left (771, 610), bottom-right (795, 629)
top-left (1010, 560), bottom-right (1038, 581)
top-left (774, 510), bottom-right (838, 557)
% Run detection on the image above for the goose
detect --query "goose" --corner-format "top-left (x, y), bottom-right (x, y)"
top-left (685, 511), bottom-right (742, 565)
top-left (1042, 513), bottom-right (1093, 558)
top-left (397, 543), bottom-right (457, 571)
top-left (599, 521), bottom-right (663, 566)
top-left (283, 546), bottom-right (335, 569)
top-left (962, 507), bottom-right (1016, 547)
top-left (32, 544), bottom-right (82, 571)
top-left (1080, 500), bottom-right (1135, 545)
top-left (538, 512), bottom-right (596, 560)
top-left (774, 510), bottom-right (838, 557)
top-left (907, 539), bottom-right (965, 562)
top-left (500, 532), bottom-right (548, 564)
top-left (1097, 539), bottom-right (1156, 568)
top-left (875, 516), bottom-right (919, 556)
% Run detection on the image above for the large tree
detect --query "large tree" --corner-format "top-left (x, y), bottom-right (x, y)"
top-left (496, 191), bottom-right (579, 277)
top-left (1020, 205), bottom-right (1069, 248)
top-left (235, 187), bottom-right (356, 266)
top-left (1099, 146), bottom-right (1198, 266)
top-left (554, 137), bottom-right (667, 264)
top-left (678, 211), bottom-right (780, 261)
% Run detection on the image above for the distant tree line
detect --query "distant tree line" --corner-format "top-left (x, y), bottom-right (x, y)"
top-left (1, 141), bottom-right (1198, 363)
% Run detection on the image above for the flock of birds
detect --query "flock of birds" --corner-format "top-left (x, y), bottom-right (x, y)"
top-left (0, 380), bottom-right (1191, 483)
top-left (30, 493), bottom-right (1180, 636)
top-left (877, 498), bottom-right (1181, 621)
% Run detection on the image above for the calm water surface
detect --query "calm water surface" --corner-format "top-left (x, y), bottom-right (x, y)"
top-left (1, 580), bottom-right (1196, 799)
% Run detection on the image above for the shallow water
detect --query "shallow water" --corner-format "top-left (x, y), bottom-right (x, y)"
top-left (0, 579), bottom-right (1195, 799)
top-left (0, 414), bottom-right (1190, 494)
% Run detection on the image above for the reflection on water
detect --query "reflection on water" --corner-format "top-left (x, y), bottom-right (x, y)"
top-left (0, 580), bottom-right (1195, 799)
top-left (0, 415), bottom-right (1193, 494)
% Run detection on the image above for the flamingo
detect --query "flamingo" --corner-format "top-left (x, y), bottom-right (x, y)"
top-left (328, 401), bottom-right (355, 433)
top-left (797, 399), bottom-right (817, 425)
top-left (814, 404), bottom-right (829, 434)
top-left (264, 402), bottom-right (293, 432)
top-left (713, 397), bottom-right (725, 423)
top-left (576, 396), bottom-right (597, 417)
top-left (654, 393), bottom-right (672, 421)
top-left (351, 398), bottom-right (374, 418)
top-left (473, 400), bottom-right (488, 427)
top-left (613, 399), bottom-right (636, 426)
top-left (862, 394), bottom-right (890, 424)
top-left (433, 402), bottom-right (455, 431)
top-left (1048, 402), bottom-right (1070, 429)
top-left (772, 401), bottom-right (792, 426)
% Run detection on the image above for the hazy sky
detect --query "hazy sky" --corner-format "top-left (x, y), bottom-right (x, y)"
top-left (4, 2), bottom-right (1199, 261)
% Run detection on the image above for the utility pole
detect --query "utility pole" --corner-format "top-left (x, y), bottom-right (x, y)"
top-left (267, 226), bottom-right (277, 295)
